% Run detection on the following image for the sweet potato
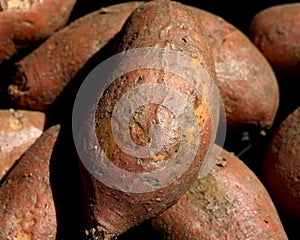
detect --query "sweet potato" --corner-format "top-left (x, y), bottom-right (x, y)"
top-left (75, 0), bottom-right (220, 239)
top-left (0, 124), bottom-right (60, 239)
top-left (262, 106), bottom-right (300, 223)
top-left (0, 108), bottom-right (45, 180)
top-left (0, 0), bottom-right (76, 64)
top-left (248, 3), bottom-right (300, 76)
top-left (152, 144), bottom-right (288, 240)
top-left (188, 6), bottom-right (279, 131)
top-left (7, 1), bottom-right (143, 110)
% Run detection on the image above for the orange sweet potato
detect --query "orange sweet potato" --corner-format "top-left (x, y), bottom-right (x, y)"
top-left (152, 144), bottom-right (288, 240)
top-left (188, 6), bottom-right (279, 131)
top-left (0, 124), bottom-right (60, 239)
top-left (262, 106), bottom-right (300, 223)
top-left (7, 1), bottom-right (143, 110)
top-left (76, 0), bottom-right (219, 239)
top-left (0, 108), bottom-right (45, 180)
top-left (0, 0), bottom-right (76, 64)
top-left (248, 3), bottom-right (300, 76)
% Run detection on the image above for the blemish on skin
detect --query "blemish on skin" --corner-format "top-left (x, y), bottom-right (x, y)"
top-left (15, 230), bottom-right (32, 240)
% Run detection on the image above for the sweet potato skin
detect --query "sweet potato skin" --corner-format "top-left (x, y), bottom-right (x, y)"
top-left (262, 106), bottom-right (300, 223)
top-left (0, 109), bottom-right (45, 180)
top-left (152, 144), bottom-right (288, 240)
top-left (0, 0), bottom-right (76, 64)
top-left (188, 6), bottom-right (279, 131)
top-left (7, 1), bottom-right (143, 110)
top-left (248, 3), bottom-right (300, 76)
top-left (78, 0), bottom-right (218, 239)
top-left (0, 124), bottom-right (60, 239)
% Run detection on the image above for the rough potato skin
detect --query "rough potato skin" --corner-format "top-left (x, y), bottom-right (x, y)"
top-left (0, 0), bottom-right (76, 64)
top-left (0, 109), bottom-right (45, 180)
top-left (248, 3), bottom-right (300, 76)
top-left (7, 1), bottom-right (143, 110)
top-left (152, 144), bottom-right (288, 240)
top-left (78, 0), bottom-right (218, 239)
top-left (263, 106), bottom-right (300, 223)
top-left (188, 6), bottom-right (279, 131)
top-left (0, 124), bottom-right (60, 240)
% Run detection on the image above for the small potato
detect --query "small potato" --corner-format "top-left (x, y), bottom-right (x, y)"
top-left (152, 144), bottom-right (288, 240)
top-left (248, 3), bottom-right (300, 76)
top-left (262, 106), bottom-right (300, 223)
top-left (0, 109), bottom-right (45, 180)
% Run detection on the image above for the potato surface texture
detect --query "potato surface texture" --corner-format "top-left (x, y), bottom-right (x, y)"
top-left (263, 106), bottom-right (300, 223)
top-left (0, 124), bottom-right (61, 240)
top-left (0, 0), bottom-right (76, 64)
top-left (188, 6), bottom-right (279, 131)
top-left (0, 109), bottom-right (45, 180)
top-left (152, 144), bottom-right (288, 240)
top-left (248, 3), bottom-right (300, 76)
top-left (7, 1), bottom-right (143, 110)
top-left (77, 0), bottom-right (219, 239)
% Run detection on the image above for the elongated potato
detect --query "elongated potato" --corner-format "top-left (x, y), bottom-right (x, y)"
top-left (0, 108), bottom-right (45, 180)
top-left (76, 0), bottom-right (219, 239)
top-left (0, 124), bottom-right (60, 239)
top-left (152, 144), bottom-right (288, 240)
top-left (7, 2), bottom-right (143, 110)
top-left (248, 3), bottom-right (300, 76)
top-left (262, 106), bottom-right (300, 223)
top-left (0, 0), bottom-right (76, 64)
top-left (188, 6), bottom-right (279, 131)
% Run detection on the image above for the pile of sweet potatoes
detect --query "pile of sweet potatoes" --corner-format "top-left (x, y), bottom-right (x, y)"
top-left (0, 0), bottom-right (299, 239)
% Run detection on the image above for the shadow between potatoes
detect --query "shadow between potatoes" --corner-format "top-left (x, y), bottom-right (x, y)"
top-left (47, 30), bottom-right (123, 240)
top-left (117, 219), bottom-right (163, 240)
top-left (45, 30), bottom-right (120, 127)
top-left (49, 123), bottom-right (86, 239)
